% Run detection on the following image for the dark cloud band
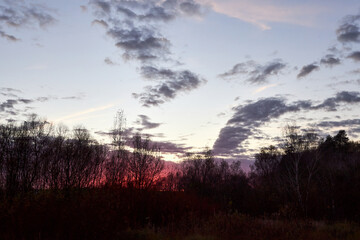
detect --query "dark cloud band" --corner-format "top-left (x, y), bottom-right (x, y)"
top-left (213, 91), bottom-right (360, 157)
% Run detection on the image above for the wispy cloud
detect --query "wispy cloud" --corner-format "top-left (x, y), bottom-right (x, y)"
top-left (253, 83), bottom-right (278, 94)
top-left (54, 104), bottom-right (115, 122)
top-left (197, 0), bottom-right (327, 30)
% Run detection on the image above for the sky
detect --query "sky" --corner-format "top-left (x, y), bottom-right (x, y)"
top-left (1, 0), bottom-right (360, 165)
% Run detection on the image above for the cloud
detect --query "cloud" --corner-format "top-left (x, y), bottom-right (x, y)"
top-left (0, 97), bottom-right (34, 119)
top-left (0, 1), bottom-right (56, 41)
top-left (36, 97), bottom-right (51, 102)
top-left (0, 87), bottom-right (21, 97)
top-left (54, 104), bottom-right (114, 122)
top-left (140, 65), bottom-right (178, 80)
top-left (313, 91), bottom-right (360, 111)
top-left (320, 54), bottom-right (341, 67)
top-left (0, 30), bottom-right (19, 42)
top-left (104, 57), bottom-right (117, 65)
top-left (137, 6), bottom-right (175, 22)
top-left (80, 5), bottom-right (88, 12)
top-left (17, 98), bottom-right (33, 104)
top-left (347, 51), bottom-right (360, 62)
top-left (317, 119), bottom-right (360, 129)
top-left (0, 87), bottom-right (21, 93)
top-left (91, 0), bottom-right (203, 62)
top-left (61, 93), bottom-right (85, 100)
top-left (95, 127), bottom-right (134, 140)
top-left (336, 13), bottom-right (360, 43)
top-left (108, 27), bottom-right (171, 61)
top-left (218, 62), bottom-right (251, 78)
top-left (327, 79), bottom-right (360, 88)
top-left (213, 125), bottom-right (252, 156)
top-left (213, 91), bottom-right (360, 156)
top-left (250, 61), bottom-right (286, 84)
top-left (253, 83), bottom-right (278, 94)
top-left (136, 114), bottom-right (161, 129)
top-left (179, 1), bottom-right (202, 16)
top-left (90, 0), bottom-right (206, 106)
top-left (198, 0), bottom-right (327, 30)
top-left (219, 59), bottom-right (286, 84)
top-left (213, 97), bottom-right (311, 156)
top-left (114, 0), bottom-right (203, 21)
top-left (0, 91), bottom-right (88, 122)
top-left (0, 99), bottom-right (19, 112)
top-left (92, 0), bottom-right (111, 14)
top-left (350, 68), bottom-right (360, 74)
top-left (91, 19), bottom-right (108, 28)
top-left (227, 98), bottom-right (311, 125)
top-left (154, 140), bottom-right (192, 155)
top-left (333, 91), bottom-right (360, 103)
top-left (297, 63), bottom-right (319, 78)
top-left (96, 127), bottom-right (191, 155)
top-left (32, 94), bottom-right (84, 102)
top-left (133, 66), bottom-right (206, 107)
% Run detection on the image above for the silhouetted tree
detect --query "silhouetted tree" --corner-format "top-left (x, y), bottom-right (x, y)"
top-left (278, 125), bottom-right (320, 216)
top-left (128, 134), bottom-right (164, 189)
top-left (105, 111), bottom-right (128, 186)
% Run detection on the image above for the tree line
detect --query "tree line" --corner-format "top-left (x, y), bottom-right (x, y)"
top-left (1, 113), bottom-right (360, 221)
top-left (250, 126), bottom-right (360, 220)
top-left (0, 112), bottom-right (164, 199)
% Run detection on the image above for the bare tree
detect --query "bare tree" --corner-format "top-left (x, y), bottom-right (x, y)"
top-left (105, 110), bottom-right (129, 186)
top-left (280, 124), bottom-right (320, 216)
top-left (253, 145), bottom-right (281, 179)
top-left (128, 134), bottom-right (164, 190)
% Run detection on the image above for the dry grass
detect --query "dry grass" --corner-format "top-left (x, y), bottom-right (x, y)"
top-left (1, 190), bottom-right (360, 240)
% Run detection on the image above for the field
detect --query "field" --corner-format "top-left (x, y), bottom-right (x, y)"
top-left (1, 188), bottom-right (360, 240)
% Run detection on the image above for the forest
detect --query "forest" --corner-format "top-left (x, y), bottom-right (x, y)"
top-left (1, 113), bottom-right (360, 240)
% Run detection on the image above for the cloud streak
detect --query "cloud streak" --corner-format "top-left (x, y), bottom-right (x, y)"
top-left (317, 119), bottom-right (360, 129)
top-left (198, 0), bottom-right (327, 30)
top-left (54, 104), bottom-right (115, 122)
top-left (155, 140), bottom-right (192, 155)
top-left (253, 83), bottom-right (278, 94)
